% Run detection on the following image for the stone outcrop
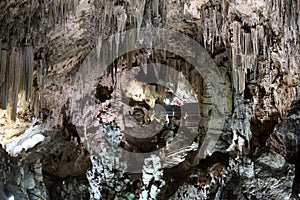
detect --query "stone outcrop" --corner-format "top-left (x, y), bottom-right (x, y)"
top-left (0, 123), bottom-right (91, 199)
top-left (268, 100), bottom-right (300, 198)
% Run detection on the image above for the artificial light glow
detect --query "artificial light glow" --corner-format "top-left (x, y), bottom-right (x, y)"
top-left (8, 196), bottom-right (14, 200)
top-left (164, 98), bottom-right (170, 105)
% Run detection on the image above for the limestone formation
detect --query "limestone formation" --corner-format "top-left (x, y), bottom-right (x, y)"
top-left (0, 0), bottom-right (299, 199)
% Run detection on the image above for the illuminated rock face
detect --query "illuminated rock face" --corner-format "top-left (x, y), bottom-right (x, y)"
top-left (0, 0), bottom-right (299, 199)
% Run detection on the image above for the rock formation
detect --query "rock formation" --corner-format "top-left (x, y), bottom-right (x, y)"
top-left (0, 0), bottom-right (299, 199)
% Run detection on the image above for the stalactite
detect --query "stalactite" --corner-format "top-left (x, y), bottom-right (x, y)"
top-left (127, 51), bottom-right (132, 71)
top-left (153, 0), bottom-right (159, 17)
top-left (72, 0), bottom-right (78, 16)
top-left (211, 9), bottom-right (217, 54)
top-left (257, 25), bottom-right (264, 57)
top-left (298, 3), bottom-right (300, 42)
top-left (239, 28), bottom-right (244, 56)
top-left (125, 31), bottom-right (133, 71)
top-left (251, 28), bottom-right (257, 57)
top-left (232, 47), bottom-right (238, 92)
top-left (267, 48), bottom-right (271, 83)
top-left (0, 0), bottom-right (81, 120)
top-left (32, 56), bottom-right (45, 118)
top-left (6, 48), bottom-right (14, 120)
top-left (52, 1), bottom-right (57, 25)
top-left (183, 61), bottom-right (188, 78)
top-left (115, 33), bottom-right (119, 62)
top-left (0, 45), bottom-right (7, 108)
top-left (115, 6), bottom-right (127, 33)
top-left (45, 0), bottom-right (80, 27)
top-left (232, 22), bottom-right (240, 54)
top-left (59, 0), bottom-right (64, 26)
top-left (197, 76), bottom-right (202, 104)
top-left (6, 47), bottom-right (22, 121)
top-left (244, 33), bottom-right (251, 56)
top-left (22, 44), bottom-right (34, 101)
top-left (238, 67), bottom-right (245, 93)
top-left (135, 0), bottom-right (146, 39)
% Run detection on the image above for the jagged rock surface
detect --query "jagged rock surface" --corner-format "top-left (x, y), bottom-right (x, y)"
top-left (0, 0), bottom-right (299, 199)
top-left (0, 123), bottom-right (91, 199)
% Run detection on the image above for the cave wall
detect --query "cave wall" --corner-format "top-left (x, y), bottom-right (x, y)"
top-left (0, 0), bottom-right (299, 199)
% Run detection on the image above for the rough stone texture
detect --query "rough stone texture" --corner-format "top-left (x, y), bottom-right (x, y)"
top-left (0, 0), bottom-right (299, 199)
top-left (0, 123), bottom-right (91, 199)
top-left (268, 100), bottom-right (300, 162)
top-left (0, 145), bottom-right (27, 200)
top-left (268, 100), bottom-right (300, 198)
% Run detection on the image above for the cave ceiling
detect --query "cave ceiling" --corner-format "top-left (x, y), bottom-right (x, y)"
top-left (0, 0), bottom-right (299, 199)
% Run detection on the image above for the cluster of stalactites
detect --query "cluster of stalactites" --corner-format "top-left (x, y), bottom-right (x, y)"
top-left (0, 41), bottom-right (34, 120)
top-left (95, 0), bottom-right (168, 82)
top-left (198, 0), bottom-right (300, 155)
top-left (0, 0), bottom-right (80, 121)
top-left (201, 0), bottom-right (300, 95)
top-left (46, 0), bottom-right (79, 26)
top-left (0, 0), bottom-right (80, 41)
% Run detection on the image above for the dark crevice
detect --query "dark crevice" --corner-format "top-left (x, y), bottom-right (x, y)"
top-left (163, 152), bottom-right (230, 199)
top-left (95, 85), bottom-right (113, 103)
top-left (250, 113), bottom-right (279, 148)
